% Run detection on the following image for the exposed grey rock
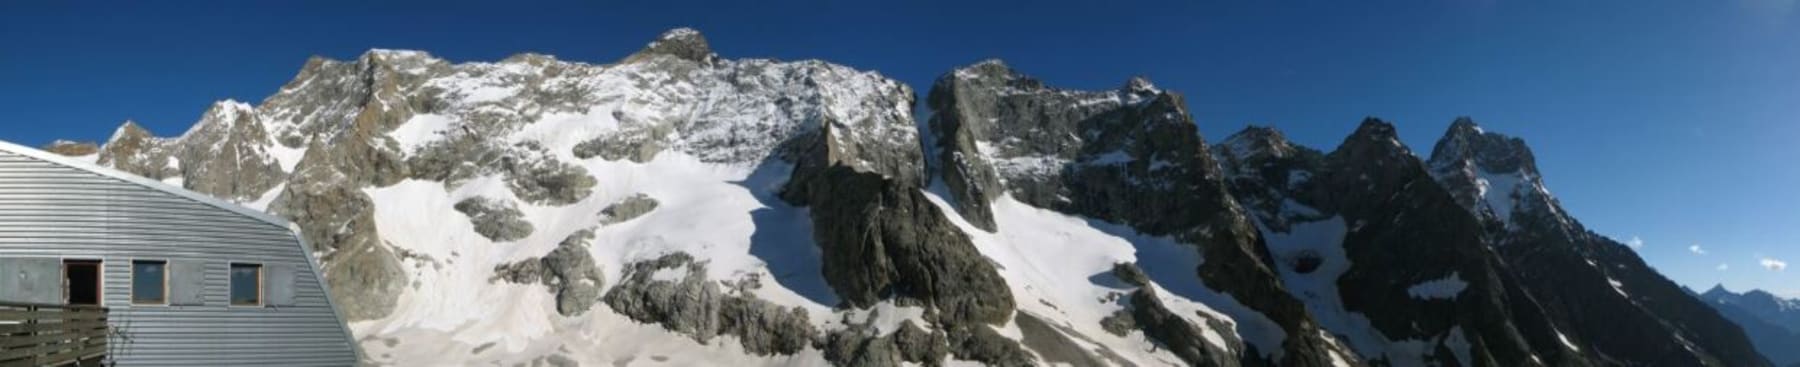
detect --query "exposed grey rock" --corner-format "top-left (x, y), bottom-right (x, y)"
top-left (1111, 262), bottom-right (1149, 287)
top-left (571, 122), bottom-right (670, 163)
top-left (621, 28), bottom-right (719, 65)
top-left (43, 140), bottom-right (98, 156)
top-left (946, 324), bottom-right (1034, 367)
top-left (598, 194), bottom-right (659, 225)
top-left (1099, 310), bottom-right (1136, 337)
top-left (1129, 287), bottom-right (1241, 367)
top-left (602, 252), bottom-right (816, 355)
top-left (778, 97), bottom-right (1011, 328)
top-left (97, 121), bottom-right (179, 180)
top-left (492, 230), bottom-right (605, 316)
top-left (454, 197), bottom-right (534, 242)
top-left (408, 132), bottom-right (507, 187)
top-left (784, 163), bottom-right (1013, 326)
top-left (1015, 312), bottom-right (1110, 367)
top-left (260, 49), bottom-right (446, 143)
top-left (892, 321), bottom-right (950, 365)
top-left (176, 101), bottom-right (288, 202)
top-left (270, 142), bottom-right (405, 321)
top-left (504, 147), bottom-right (596, 206)
top-left (820, 325), bottom-right (904, 367)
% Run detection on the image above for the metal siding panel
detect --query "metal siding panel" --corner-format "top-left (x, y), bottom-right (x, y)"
top-left (0, 150), bottom-right (357, 366)
top-left (269, 263), bottom-right (297, 306)
top-left (171, 260), bottom-right (206, 306)
top-left (0, 257), bottom-right (60, 303)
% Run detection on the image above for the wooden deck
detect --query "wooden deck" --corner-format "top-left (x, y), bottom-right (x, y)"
top-left (0, 302), bottom-right (108, 367)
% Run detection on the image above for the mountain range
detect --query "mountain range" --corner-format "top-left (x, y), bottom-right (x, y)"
top-left (40, 28), bottom-right (1784, 366)
top-left (1697, 285), bottom-right (1800, 367)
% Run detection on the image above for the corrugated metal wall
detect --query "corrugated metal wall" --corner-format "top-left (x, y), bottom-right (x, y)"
top-left (0, 150), bottom-right (357, 366)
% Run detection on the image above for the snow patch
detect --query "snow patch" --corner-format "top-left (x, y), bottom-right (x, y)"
top-left (1406, 272), bottom-right (1469, 300)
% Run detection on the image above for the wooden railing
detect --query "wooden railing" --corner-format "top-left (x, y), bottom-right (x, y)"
top-left (0, 302), bottom-right (108, 367)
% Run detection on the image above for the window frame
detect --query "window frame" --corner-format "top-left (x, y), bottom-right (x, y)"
top-left (228, 262), bottom-right (264, 307)
top-left (129, 258), bottom-right (170, 306)
top-left (60, 258), bottom-right (103, 306)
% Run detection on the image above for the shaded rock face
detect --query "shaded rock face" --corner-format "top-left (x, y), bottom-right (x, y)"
top-left (1109, 263), bottom-right (1244, 367)
top-left (43, 140), bottom-right (98, 156)
top-left (777, 101), bottom-right (1012, 328)
top-left (928, 60), bottom-right (1340, 365)
top-left (493, 230), bottom-right (605, 315)
top-left (1217, 119), bottom-right (1588, 366)
top-left (819, 319), bottom-right (951, 367)
top-left (598, 193), bottom-right (659, 224)
top-left (270, 143), bottom-right (404, 321)
top-left (783, 163), bottom-right (1013, 326)
top-left (1426, 119), bottom-right (1772, 367)
top-left (601, 252), bottom-right (816, 355)
top-left (454, 197), bottom-right (534, 242)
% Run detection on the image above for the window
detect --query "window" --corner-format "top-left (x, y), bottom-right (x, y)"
top-left (63, 259), bottom-right (101, 306)
top-left (230, 263), bottom-right (262, 306)
top-left (132, 260), bottom-right (168, 305)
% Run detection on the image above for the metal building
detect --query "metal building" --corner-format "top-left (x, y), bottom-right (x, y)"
top-left (0, 140), bottom-right (357, 366)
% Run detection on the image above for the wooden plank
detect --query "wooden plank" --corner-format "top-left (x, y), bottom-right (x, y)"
top-left (0, 310), bottom-right (64, 321)
top-left (0, 340), bottom-right (77, 361)
top-left (31, 343), bottom-right (103, 367)
top-left (0, 331), bottom-right (86, 348)
top-left (0, 321), bottom-right (107, 334)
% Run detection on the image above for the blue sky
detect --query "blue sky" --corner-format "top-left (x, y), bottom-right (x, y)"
top-left (2, 0), bottom-right (1796, 296)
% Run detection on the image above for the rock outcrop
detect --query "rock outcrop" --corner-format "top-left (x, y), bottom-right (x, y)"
top-left (601, 252), bottom-right (816, 355)
top-left (598, 193), bottom-right (659, 224)
top-left (493, 230), bottom-right (605, 316)
top-left (270, 140), bottom-right (405, 321)
top-left (453, 197), bottom-right (534, 242)
top-left (96, 121), bottom-right (178, 180)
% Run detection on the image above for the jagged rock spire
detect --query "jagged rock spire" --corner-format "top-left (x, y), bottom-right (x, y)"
top-left (1424, 117), bottom-right (1575, 239)
top-left (623, 27), bottom-right (718, 64)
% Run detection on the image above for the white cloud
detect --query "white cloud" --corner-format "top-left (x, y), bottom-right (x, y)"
top-left (1688, 244), bottom-right (1706, 255)
top-left (1717, 263), bottom-right (1730, 271)
top-left (1761, 258), bottom-right (1788, 272)
top-left (1626, 236), bottom-right (1644, 249)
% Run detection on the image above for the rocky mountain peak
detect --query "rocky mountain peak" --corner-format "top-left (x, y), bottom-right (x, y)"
top-left (1219, 125), bottom-right (1299, 161)
top-left (43, 140), bottom-right (99, 157)
top-left (1423, 118), bottom-right (1573, 239)
top-left (623, 27), bottom-right (718, 64)
top-left (107, 120), bottom-right (155, 144)
top-left (1332, 117), bottom-right (1414, 163)
top-left (1705, 284), bottom-right (1734, 298)
top-left (1428, 117), bottom-right (1538, 175)
top-left (1121, 76), bottom-right (1157, 93)
top-left (185, 99), bottom-right (257, 135)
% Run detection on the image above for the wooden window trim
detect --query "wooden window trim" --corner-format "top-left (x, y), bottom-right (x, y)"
top-left (229, 262), bottom-right (264, 307)
top-left (61, 258), bottom-right (102, 306)
top-left (130, 259), bottom-right (170, 306)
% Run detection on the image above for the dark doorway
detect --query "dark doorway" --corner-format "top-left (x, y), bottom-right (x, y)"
top-left (64, 260), bottom-right (101, 306)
